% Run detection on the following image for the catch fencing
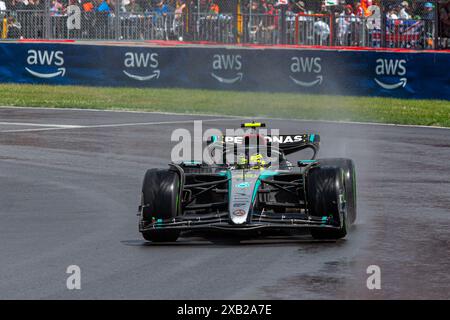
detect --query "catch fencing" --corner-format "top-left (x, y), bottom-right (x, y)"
top-left (0, 0), bottom-right (443, 50)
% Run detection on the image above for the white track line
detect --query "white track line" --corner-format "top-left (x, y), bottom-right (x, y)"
top-left (0, 105), bottom-right (243, 119)
top-left (0, 121), bottom-right (83, 128)
top-left (257, 117), bottom-right (450, 131)
top-left (0, 127), bottom-right (85, 133)
top-left (77, 118), bottom-right (245, 129)
top-left (1, 105), bottom-right (448, 130)
top-left (0, 118), bottom-right (245, 133)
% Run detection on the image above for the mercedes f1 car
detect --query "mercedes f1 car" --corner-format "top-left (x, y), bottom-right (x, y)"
top-left (138, 123), bottom-right (356, 242)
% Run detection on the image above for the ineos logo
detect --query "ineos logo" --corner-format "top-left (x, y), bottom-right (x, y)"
top-left (123, 52), bottom-right (160, 81)
top-left (211, 54), bottom-right (243, 84)
top-left (289, 57), bottom-right (323, 87)
top-left (25, 50), bottom-right (65, 78)
top-left (374, 59), bottom-right (407, 90)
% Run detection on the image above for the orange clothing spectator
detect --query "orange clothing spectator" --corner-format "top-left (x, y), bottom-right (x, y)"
top-left (360, 0), bottom-right (374, 17)
top-left (209, 2), bottom-right (219, 14)
top-left (83, 1), bottom-right (94, 12)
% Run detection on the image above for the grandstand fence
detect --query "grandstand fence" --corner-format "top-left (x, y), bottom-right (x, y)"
top-left (0, 0), bottom-right (444, 50)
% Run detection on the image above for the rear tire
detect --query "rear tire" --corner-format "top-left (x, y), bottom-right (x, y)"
top-left (318, 158), bottom-right (357, 224)
top-left (140, 169), bottom-right (180, 242)
top-left (307, 166), bottom-right (348, 240)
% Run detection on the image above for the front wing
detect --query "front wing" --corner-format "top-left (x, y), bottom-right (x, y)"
top-left (139, 211), bottom-right (341, 232)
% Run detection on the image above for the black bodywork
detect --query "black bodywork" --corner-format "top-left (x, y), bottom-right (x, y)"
top-left (138, 129), bottom-right (356, 240)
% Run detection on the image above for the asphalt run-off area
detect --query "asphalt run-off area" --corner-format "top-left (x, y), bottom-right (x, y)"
top-left (0, 106), bottom-right (449, 299)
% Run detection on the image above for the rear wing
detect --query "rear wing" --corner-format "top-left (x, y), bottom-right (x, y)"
top-left (207, 133), bottom-right (320, 157)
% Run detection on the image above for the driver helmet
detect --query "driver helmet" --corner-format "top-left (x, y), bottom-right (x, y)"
top-left (237, 153), bottom-right (267, 169)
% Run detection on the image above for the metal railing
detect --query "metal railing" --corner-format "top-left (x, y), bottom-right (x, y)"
top-left (191, 13), bottom-right (234, 43)
top-left (1, 10), bottom-right (45, 39)
top-left (241, 13), bottom-right (278, 44)
top-left (385, 18), bottom-right (435, 49)
top-left (51, 11), bottom-right (115, 40)
top-left (0, 8), bottom-right (439, 50)
top-left (291, 13), bottom-right (332, 46)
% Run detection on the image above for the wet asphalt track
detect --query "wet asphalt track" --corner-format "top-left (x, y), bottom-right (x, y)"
top-left (0, 107), bottom-right (449, 300)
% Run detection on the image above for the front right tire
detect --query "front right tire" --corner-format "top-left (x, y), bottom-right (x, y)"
top-left (140, 169), bottom-right (180, 242)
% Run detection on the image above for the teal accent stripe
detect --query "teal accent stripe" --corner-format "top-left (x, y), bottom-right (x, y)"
top-left (252, 180), bottom-right (261, 204)
top-left (309, 134), bottom-right (315, 143)
top-left (252, 171), bottom-right (279, 203)
top-left (226, 170), bottom-right (232, 201)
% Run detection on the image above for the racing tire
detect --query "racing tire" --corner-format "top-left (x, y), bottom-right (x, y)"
top-left (307, 166), bottom-right (348, 240)
top-left (140, 169), bottom-right (180, 242)
top-left (318, 158), bottom-right (357, 224)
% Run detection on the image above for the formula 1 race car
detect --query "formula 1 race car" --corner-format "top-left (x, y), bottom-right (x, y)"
top-left (138, 122), bottom-right (356, 242)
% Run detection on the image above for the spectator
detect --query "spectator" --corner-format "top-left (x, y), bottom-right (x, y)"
top-left (174, 0), bottom-right (186, 18)
top-left (207, 0), bottom-right (219, 15)
top-left (29, 0), bottom-right (44, 10)
top-left (314, 19), bottom-right (330, 44)
top-left (355, 1), bottom-right (365, 16)
top-left (266, 1), bottom-right (277, 15)
top-left (247, 1), bottom-right (264, 43)
top-left (83, 0), bottom-right (95, 11)
top-left (97, 0), bottom-right (112, 12)
top-left (399, 1), bottom-right (411, 20)
top-left (50, 0), bottom-right (64, 15)
top-left (422, 2), bottom-right (435, 21)
top-left (125, 0), bottom-right (143, 12)
top-left (440, 0), bottom-right (450, 46)
top-left (291, 0), bottom-right (306, 14)
top-left (12, 0), bottom-right (29, 10)
top-left (248, 0), bottom-right (264, 14)
top-left (421, 2), bottom-right (435, 49)
top-left (356, 0), bottom-right (373, 17)
top-left (337, 4), bottom-right (356, 45)
top-left (6, 16), bottom-right (21, 38)
top-left (318, 2), bottom-right (330, 14)
top-left (172, 0), bottom-right (185, 40)
top-left (387, 5), bottom-right (399, 20)
top-left (154, 0), bottom-right (169, 16)
top-left (260, 0), bottom-right (270, 14)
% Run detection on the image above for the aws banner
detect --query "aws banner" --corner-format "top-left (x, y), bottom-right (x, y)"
top-left (0, 42), bottom-right (449, 100)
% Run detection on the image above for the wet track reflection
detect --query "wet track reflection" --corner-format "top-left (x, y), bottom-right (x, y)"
top-left (0, 107), bottom-right (449, 299)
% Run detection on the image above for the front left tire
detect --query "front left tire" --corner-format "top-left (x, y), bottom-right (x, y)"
top-left (318, 158), bottom-right (357, 224)
top-left (306, 165), bottom-right (348, 240)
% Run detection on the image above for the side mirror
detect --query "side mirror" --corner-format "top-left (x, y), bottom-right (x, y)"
top-left (297, 160), bottom-right (317, 167)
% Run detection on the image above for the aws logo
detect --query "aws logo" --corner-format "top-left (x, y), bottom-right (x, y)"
top-left (26, 50), bottom-right (65, 78)
top-left (211, 54), bottom-right (243, 84)
top-left (374, 59), bottom-right (407, 90)
top-left (123, 52), bottom-right (160, 81)
top-left (289, 57), bottom-right (323, 87)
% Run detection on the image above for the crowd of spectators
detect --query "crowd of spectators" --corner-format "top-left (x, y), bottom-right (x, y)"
top-left (0, 0), bottom-right (189, 14)
top-left (0, 0), bottom-right (449, 48)
top-left (238, 0), bottom-right (438, 21)
top-left (0, 0), bottom-right (442, 20)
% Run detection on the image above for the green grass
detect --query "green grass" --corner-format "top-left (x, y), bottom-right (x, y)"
top-left (1, 83), bottom-right (449, 127)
